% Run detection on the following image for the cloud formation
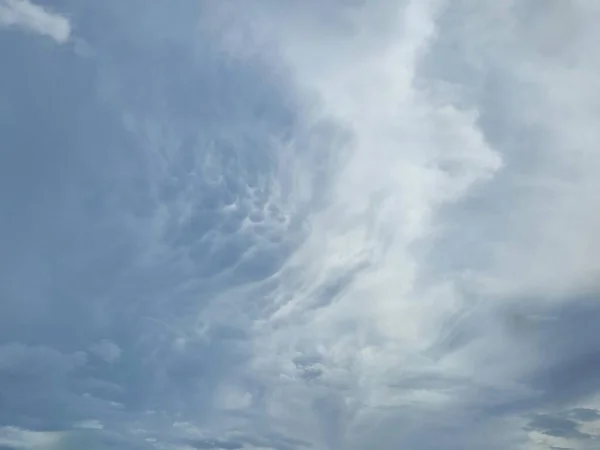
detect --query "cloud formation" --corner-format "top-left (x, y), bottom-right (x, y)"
top-left (1, 0), bottom-right (599, 449)
top-left (0, 0), bottom-right (70, 43)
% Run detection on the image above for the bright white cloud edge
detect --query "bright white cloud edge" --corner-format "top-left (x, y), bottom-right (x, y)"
top-left (0, 0), bottom-right (70, 43)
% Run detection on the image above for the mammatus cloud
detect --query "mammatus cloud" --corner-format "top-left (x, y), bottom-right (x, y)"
top-left (200, 0), bottom-right (600, 448)
top-left (0, 0), bottom-right (70, 43)
top-left (1, 0), bottom-right (600, 449)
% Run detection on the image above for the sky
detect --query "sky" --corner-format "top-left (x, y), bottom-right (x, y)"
top-left (1, 0), bottom-right (600, 449)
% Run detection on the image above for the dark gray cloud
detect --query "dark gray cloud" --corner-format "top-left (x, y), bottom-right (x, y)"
top-left (526, 414), bottom-right (586, 439)
top-left (571, 408), bottom-right (600, 422)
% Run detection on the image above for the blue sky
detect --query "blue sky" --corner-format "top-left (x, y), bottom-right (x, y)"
top-left (1, 0), bottom-right (600, 449)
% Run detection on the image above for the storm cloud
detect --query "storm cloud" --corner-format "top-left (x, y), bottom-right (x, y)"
top-left (1, 1), bottom-right (600, 449)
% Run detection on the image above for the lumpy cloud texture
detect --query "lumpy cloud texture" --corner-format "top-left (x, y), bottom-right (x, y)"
top-left (1, 1), bottom-right (600, 449)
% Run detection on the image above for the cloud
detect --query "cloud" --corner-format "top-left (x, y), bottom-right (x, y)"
top-left (88, 340), bottom-right (122, 364)
top-left (199, 0), bottom-right (600, 448)
top-left (0, 0), bottom-right (70, 43)
top-left (185, 439), bottom-right (243, 449)
top-left (1, 1), bottom-right (600, 450)
top-left (73, 420), bottom-right (104, 431)
top-left (526, 414), bottom-right (586, 439)
top-left (0, 343), bottom-right (83, 429)
top-left (0, 427), bottom-right (61, 449)
top-left (571, 409), bottom-right (600, 422)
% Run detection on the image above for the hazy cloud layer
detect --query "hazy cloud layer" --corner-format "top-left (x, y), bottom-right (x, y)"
top-left (1, 1), bottom-right (600, 449)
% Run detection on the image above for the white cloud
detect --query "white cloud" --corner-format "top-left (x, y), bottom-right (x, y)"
top-left (73, 419), bottom-right (104, 430)
top-left (199, 0), bottom-right (600, 448)
top-left (0, 0), bottom-right (70, 43)
top-left (0, 426), bottom-right (62, 449)
top-left (1, 0), bottom-right (598, 448)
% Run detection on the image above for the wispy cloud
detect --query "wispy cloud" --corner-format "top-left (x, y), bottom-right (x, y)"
top-left (200, 0), bottom-right (600, 448)
top-left (0, 0), bottom-right (599, 449)
top-left (0, 0), bottom-right (70, 43)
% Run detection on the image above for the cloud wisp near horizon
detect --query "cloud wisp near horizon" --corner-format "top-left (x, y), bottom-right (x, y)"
top-left (1, 0), bottom-right (600, 449)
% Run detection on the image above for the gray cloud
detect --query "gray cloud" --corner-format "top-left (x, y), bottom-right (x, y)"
top-left (571, 408), bottom-right (600, 422)
top-left (1, 1), bottom-right (600, 449)
top-left (88, 340), bottom-right (122, 364)
top-left (186, 439), bottom-right (243, 450)
top-left (526, 414), bottom-right (586, 439)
